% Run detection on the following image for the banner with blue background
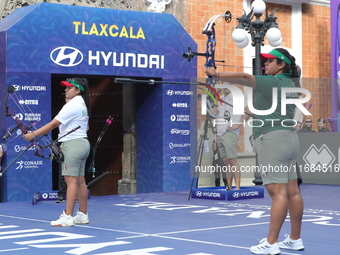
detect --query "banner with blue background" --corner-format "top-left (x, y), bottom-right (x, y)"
top-left (0, 3), bottom-right (197, 201)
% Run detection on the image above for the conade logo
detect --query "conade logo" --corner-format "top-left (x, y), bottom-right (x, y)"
top-left (50, 46), bottom-right (84, 67)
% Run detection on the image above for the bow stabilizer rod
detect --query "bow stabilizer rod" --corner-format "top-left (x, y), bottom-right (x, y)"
top-left (115, 77), bottom-right (202, 86)
top-left (41, 125), bottom-right (81, 150)
top-left (182, 47), bottom-right (225, 63)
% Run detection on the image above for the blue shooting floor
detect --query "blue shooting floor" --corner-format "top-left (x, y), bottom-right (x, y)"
top-left (0, 184), bottom-right (339, 255)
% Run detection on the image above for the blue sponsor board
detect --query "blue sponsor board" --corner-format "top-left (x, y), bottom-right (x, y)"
top-left (31, 190), bottom-right (91, 205)
top-left (162, 84), bottom-right (193, 192)
top-left (31, 191), bottom-right (59, 205)
top-left (0, 2), bottom-right (197, 201)
top-left (191, 186), bottom-right (264, 201)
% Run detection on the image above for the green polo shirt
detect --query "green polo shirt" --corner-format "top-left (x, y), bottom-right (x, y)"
top-left (252, 73), bottom-right (298, 138)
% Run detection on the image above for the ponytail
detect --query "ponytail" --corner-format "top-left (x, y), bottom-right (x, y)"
top-left (289, 56), bottom-right (301, 88)
top-left (72, 78), bottom-right (91, 116)
top-left (274, 48), bottom-right (301, 88)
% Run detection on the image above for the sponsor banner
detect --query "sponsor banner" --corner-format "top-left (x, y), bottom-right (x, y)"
top-left (4, 3), bottom-right (195, 78)
top-left (11, 84), bottom-right (47, 91)
top-left (165, 90), bottom-right (194, 96)
top-left (170, 128), bottom-right (190, 135)
top-left (172, 102), bottom-right (188, 108)
top-left (3, 73), bottom-right (52, 202)
top-left (226, 188), bottom-right (264, 201)
top-left (170, 155), bottom-right (190, 164)
top-left (170, 114), bottom-right (190, 122)
top-left (168, 142), bottom-right (190, 149)
top-left (32, 190), bottom-right (91, 205)
top-left (192, 189), bottom-right (226, 200)
top-left (39, 191), bottom-right (59, 201)
top-left (159, 84), bottom-right (193, 192)
top-left (191, 186), bottom-right (264, 201)
top-left (15, 160), bottom-right (44, 170)
top-left (163, 85), bottom-right (191, 155)
top-left (0, 2), bottom-right (197, 199)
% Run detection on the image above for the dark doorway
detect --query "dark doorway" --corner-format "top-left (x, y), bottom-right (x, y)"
top-left (51, 75), bottom-right (123, 196)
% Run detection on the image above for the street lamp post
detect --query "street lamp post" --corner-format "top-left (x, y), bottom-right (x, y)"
top-left (232, 0), bottom-right (282, 75)
top-left (231, 0), bottom-right (282, 185)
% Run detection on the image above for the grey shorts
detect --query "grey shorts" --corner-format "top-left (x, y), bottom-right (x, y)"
top-left (254, 130), bottom-right (299, 185)
top-left (60, 138), bottom-right (90, 177)
top-left (217, 131), bottom-right (239, 159)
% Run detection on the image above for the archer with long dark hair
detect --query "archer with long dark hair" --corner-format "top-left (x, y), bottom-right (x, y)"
top-left (206, 48), bottom-right (304, 254)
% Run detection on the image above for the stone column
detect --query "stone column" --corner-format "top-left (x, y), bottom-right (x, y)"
top-left (118, 83), bottom-right (137, 194)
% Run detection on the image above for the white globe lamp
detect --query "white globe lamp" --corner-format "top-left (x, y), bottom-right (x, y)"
top-left (267, 28), bottom-right (281, 43)
top-left (267, 27), bottom-right (282, 47)
top-left (235, 36), bottom-right (249, 48)
top-left (269, 37), bottom-right (282, 47)
top-left (232, 28), bottom-right (247, 43)
top-left (251, 0), bottom-right (266, 15)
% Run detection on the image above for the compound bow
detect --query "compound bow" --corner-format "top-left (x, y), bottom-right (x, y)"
top-left (183, 11), bottom-right (232, 99)
top-left (1, 85), bottom-right (76, 176)
top-left (183, 12), bottom-right (256, 120)
top-left (183, 12), bottom-right (234, 200)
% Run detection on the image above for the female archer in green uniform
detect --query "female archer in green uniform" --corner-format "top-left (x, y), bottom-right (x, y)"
top-left (206, 48), bottom-right (304, 255)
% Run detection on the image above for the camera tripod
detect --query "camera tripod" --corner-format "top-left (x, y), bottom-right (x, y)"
top-left (188, 115), bottom-right (227, 200)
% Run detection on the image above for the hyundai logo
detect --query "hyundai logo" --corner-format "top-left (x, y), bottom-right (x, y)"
top-left (232, 192), bottom-right (240, 198)
top-left (166, 90), bottom-right (174, 96)
top-left (50, 46), bottom-right (83, 67)
top-left (195, 191), bottom-right (202, 197)
top-left (12, 85), bottom-right (21, 91)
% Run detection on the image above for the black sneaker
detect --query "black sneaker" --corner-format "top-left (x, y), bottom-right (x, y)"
top-left (56, 195), bottom-right (65, 203)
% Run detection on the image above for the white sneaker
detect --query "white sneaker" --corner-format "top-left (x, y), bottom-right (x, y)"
top-left (250, 238), bottom-right (281, 254)
top-left (279, 235), bottom-right (304, 250)
top-left (51, 211), bottom-right (74, 227)
top-left (73, 210), bottom-right (89, 224)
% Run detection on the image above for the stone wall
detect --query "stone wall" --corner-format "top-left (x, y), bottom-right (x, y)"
top-left (0, 0), bottom-right (187, 28)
